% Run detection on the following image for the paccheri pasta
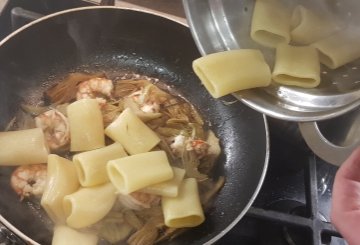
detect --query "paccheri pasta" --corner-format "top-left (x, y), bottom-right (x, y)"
top-left (1, 73), bottom-right (224, 245)
top-left (162, 178), bottom-right (205, 228)
top-left (0, 128), bottom-right (49, 165)
top-left (52, 225), bottom-right (98, 245)
top-left (192, 49), bottom-right (271, 98)
top-left (107, 151), bottom-right (174, 194)
top-left (290, 5), bottom-right (340, 45)
top-left (311, 26), bottom-right (360, 69)
top-left (41, 154), bottom-right (80, 224)
top-left (73, 142), bottom-right (127, 187)
top-left (142, 167), bottom-right (186, 197)
top-left (272, 44), bottom-right (320, 88)
top-left (105, 108), bottom-right (161, 155)
top-left (250, 0), bottom-right (291, 48)
top-left (193, 1), bottom-right (360, 96)
top-left (67, 99), bottom-right (105, 152)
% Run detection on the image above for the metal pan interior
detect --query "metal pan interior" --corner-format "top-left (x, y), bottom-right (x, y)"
top-left (0, 6), bottom-right (269, 245)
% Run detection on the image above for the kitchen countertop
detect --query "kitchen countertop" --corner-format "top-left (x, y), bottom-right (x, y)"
top-left (0, 0), bottom-right (7, 14)
top-left (89, 0), bottom-right (187, 24)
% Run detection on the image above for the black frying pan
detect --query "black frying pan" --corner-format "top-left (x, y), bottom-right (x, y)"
top-left (0, 7), bottom-right (269, 245)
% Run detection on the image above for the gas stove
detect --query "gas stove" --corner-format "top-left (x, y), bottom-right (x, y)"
top-left (222, 117), bottom-right (345, 245)
top-left (0, 1), bottom-right (345, 245)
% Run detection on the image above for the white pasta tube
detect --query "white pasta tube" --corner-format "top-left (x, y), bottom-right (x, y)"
top-left (192, 50), bottom-right (271, 98)
top-left (142, 167), bottom-right (185, 197)
top-left (63, 183), bottom-right (117, 229)
top-left (290, 5), bottom-right (340, 45)
top-left (73, 143), bottom-right (127, 187)
top-left (67, 99), bottom-right (105, 152)
top-left (105, 108), bottom-right (160, 155)
top-left (107, 151), bottom-right (174, 194)
top-left (311, 26), bottom-right (360, 69)
top-left (52, 225), bottom-right (98, 245)
top-left (41, 154), bottom-right (79, 224)
top-left (251, 0), bottom-right (291, 48)
top-left (162, 178), bottom-right (205, 228)
top-left (272, 44), bottom-right (320, 88)
top-left (0, 128), bottom-right (48, 165)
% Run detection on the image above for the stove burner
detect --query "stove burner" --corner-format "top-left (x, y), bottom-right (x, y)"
top-left (267, 199), bottom-right (308, 216)
top-left (283, 205), bottom-right (312, 245)
top-left (267, 200), bottom-right (312, 245)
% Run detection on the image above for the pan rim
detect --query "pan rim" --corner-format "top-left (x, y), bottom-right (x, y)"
top-left (0, 5), bottom-right (270, 245)
top-left (0, 6), bottom-right (188, 48)
top-left (204, 115), bottom-right (269, 245)
top-left (0, 214), bottom-right (41, 245)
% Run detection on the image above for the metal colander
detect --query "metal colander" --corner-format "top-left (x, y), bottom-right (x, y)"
top-left (183, 0), bottom-right (360, 121)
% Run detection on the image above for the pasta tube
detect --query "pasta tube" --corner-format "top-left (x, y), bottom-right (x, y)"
top-left (162, 178), bottom-right (205, 228)
top-left (52, 225), bottom-right (98, 245)
top-left (0, 128), bottom-right (48, 166)
top-left (73, 143), bottom-right (127, 187)
top-left (107, 151), bottom-right (174, 194)
top-left (142, 167), bottom-right (185, 197)
top-left (41, 154), bottom-right (79, 224)
top-left (192, 50), bottom-right (271, 98)
top-left (251, 0), bottom-right (291, 48)
top-left (311, 26), bottom-right (360, 69)
top-left (272, 44), bottom-right (320, 88)
top-left (63, 183), bottom-right (116, 229)
top-left (290, 5), bottom-right (339, 45)
top-left (105, 108), bottom-right (160, 155)
top-left (67, 99), bottom-right (105, 152)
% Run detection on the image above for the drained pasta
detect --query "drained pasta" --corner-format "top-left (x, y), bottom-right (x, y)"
top-left (1, 72), bottom-right (224, 245)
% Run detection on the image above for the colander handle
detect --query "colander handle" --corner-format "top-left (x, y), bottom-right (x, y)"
top-left (298, 122), bottom-right (360, 166)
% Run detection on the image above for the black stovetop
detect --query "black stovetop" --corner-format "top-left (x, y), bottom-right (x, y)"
top-left (0, 1), bottom-right (345, 245)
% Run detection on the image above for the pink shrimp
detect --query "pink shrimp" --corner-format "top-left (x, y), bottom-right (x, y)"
top-left (187, 139), bottom-right (210, 159)
top-left (35, 109), bottom-right (70, 151)
top-left (76, 77), bottom-right (114, 105)
top-left (10, 164), bottom-right (47, 200)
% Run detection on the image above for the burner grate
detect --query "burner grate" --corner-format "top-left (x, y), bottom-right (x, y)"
top-left (218, 151), bottom-right (344, 245)
top-left (244, 158), bottom-right (341, 245)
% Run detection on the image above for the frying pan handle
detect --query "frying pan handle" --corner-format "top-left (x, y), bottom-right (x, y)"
top-left (11, 7), bottom-right (44, 31)
top-left (0, 223), bottom-right (26, 245)
top-left (298, 122), bottom-right (359, 166)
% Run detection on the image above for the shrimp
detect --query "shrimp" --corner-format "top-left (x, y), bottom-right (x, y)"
top-left (118, 192), bottom-right (160, 210)
top-left (128, 90), bottom-right (161, 114)
top-left (128, 84), bottom-right (170, 114)
top-left (186, 139), bottom-right (210, 159)
top-left (170, 134), bottom-right (186, 157)
top-left (35, 109), bottom-right (70, 151)
top-left (10, 164), bottom-right (47, 200)
top-left (170, 135), bottom-right (209, 159)
top-left (76, 77), bottom-right (114, 104)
